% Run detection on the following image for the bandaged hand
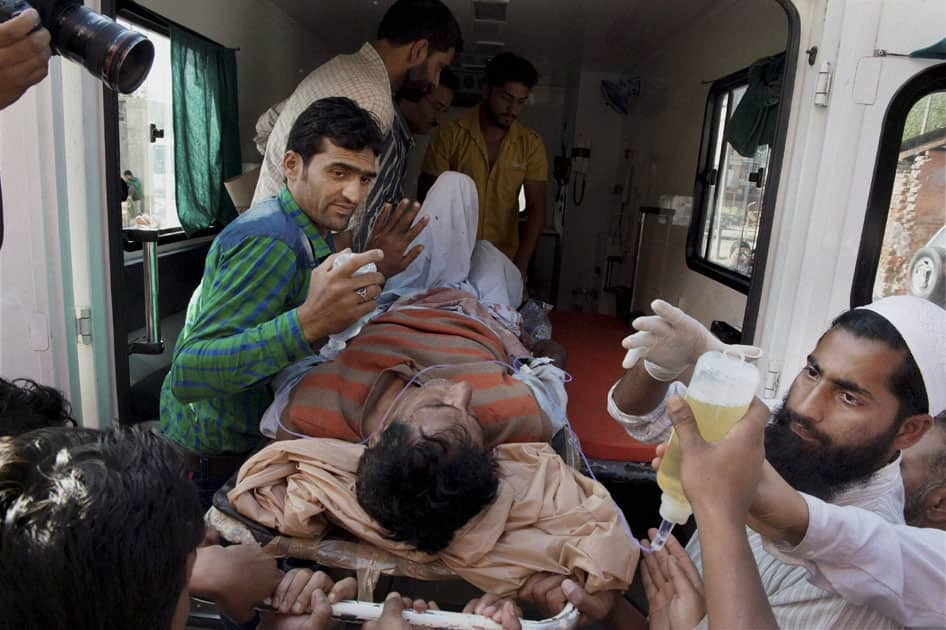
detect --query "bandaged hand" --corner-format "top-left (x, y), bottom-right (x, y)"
top-left (621, 300), bottom-right (761, 380)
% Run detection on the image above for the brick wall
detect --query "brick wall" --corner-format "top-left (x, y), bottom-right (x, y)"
top-left (874, 148), bottom-right (945, 297)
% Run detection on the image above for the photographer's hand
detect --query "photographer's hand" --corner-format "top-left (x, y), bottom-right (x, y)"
top-left (0, 9), bottom-right (51, 110)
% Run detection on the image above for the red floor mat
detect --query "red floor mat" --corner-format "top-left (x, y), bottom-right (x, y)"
top-left (550, 310), bottom-right (658, 462)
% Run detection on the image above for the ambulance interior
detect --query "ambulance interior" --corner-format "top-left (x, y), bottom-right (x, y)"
top-left (0, 0), bottom-right (936, 623)
top-left (108, 0), bottom-right (946, 543)
top-left (114, 0), bottom-right (794, 437)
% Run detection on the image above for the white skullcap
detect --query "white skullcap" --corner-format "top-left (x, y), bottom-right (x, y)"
top-left (859, 296), bottom-right (946, 417)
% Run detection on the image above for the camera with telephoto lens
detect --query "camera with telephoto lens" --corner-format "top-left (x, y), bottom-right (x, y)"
top-left (0, 0), bottom-right (154, 93)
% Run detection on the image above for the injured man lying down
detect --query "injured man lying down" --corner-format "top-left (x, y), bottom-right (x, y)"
top-left (225, 172), bottom-right (639, 598)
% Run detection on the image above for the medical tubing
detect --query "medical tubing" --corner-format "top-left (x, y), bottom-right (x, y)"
top-left (274, 362), bottom-right (470, 442)
top-left (648, 519), bottom-right (675, 552)
top-left (275, 357), bottom-right (658, 554)
top-left (514, 360), bottom-right (655, 555)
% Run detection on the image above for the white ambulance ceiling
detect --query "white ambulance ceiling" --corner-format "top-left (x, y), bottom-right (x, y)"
top-left (268, 0), bottom-right (748, 86)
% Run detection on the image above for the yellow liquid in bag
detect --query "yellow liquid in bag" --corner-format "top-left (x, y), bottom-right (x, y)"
top-left (655, 395), bottom-right (751, 521)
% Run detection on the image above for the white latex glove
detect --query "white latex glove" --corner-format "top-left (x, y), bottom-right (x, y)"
top-left (621, 299), bottom-right (762, 380)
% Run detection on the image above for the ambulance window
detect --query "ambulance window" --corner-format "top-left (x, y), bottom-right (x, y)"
top-left (688, 70), bottom-right (774, 293)
top-left (852, 66), bottom-right (946, 308)
top-left (116, 19), bottom-right (181, 232)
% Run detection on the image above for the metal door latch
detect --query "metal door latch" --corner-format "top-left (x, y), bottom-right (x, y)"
top-left (815, 61), bottom-right (832, 107)
top-left (76, 307), bottom-right (92, 345)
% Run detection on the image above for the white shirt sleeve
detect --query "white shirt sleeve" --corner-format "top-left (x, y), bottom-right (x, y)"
top-left (254, 99), bottom-right (285, 157)
top-left (775, 493), bottom-right (946, 628)
top-left (605, 381), bottom-right (686, 444)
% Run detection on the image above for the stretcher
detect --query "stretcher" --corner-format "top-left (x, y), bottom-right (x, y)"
top-left (202, 310), bottom-right (640, 627)
top-left (208, 472), bottom-right (582, 629)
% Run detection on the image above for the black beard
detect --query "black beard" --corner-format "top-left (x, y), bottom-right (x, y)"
top-left (765, 403), bottom-right (900, 502)
top-left (484, 104), bottom-right (511, 130)
top-left (397, 83), bottom-right (427, 103)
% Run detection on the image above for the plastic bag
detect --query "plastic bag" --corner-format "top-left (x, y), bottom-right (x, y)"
top-left (321, 252), bottom-right (379, 360)
top-left (520, 299), bottom-right (553, 341)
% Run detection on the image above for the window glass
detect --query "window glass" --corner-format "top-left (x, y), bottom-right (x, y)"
top-left (872, 90), bottom-right (946, 307)
top-left (117, 20), bottom-right (180, 231)
top-left (692, 81), bottom-right (771, 285)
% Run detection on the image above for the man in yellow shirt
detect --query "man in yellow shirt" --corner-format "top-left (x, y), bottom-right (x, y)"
top-left (419, 53), bottom-right (548, 281)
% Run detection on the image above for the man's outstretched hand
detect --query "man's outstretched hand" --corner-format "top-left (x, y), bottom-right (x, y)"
top-left (640, 532), bottom-right (706, 630)
top-left (365, 198), bottom-right (428, 279)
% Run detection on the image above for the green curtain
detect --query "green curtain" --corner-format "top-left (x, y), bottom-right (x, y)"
top-left (725, 53), bottom-right (785, 158)
top-left (911, 38), bottom-right (946, 60)
top-left (171, 26), bottom-right (241, 235)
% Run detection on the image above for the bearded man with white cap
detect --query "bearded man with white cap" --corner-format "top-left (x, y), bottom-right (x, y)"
top-left (606, 295), bottom-right (946, 629)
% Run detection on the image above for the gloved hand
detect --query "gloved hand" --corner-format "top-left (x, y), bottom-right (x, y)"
top-left (621, 299), bottom-right (761, 380)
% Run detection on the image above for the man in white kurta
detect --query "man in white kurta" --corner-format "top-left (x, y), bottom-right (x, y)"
top-left (608, 296), bottom-right (945, 629)
top-left (767, 489), bottom-right (946, 627)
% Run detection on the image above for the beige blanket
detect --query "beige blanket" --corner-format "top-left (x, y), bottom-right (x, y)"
top-left (228, 439), bottom-right (638, 596)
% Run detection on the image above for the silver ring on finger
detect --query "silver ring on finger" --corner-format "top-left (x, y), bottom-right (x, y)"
top-left (356, 286), bottom-right (369, 302)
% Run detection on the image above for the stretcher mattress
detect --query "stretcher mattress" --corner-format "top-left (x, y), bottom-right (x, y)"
top-left (549, 310), bottom-right (658, 462)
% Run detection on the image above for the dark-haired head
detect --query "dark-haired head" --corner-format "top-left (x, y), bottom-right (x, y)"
top-left (902, 412), bottom-right (946, 527)
top-left (378, 1), bottom-right (461, 99)
top-left (829, 308), bottom-right (928, 419)
top-left (356, 421), bottom-right (498, 554)
top-left (397, 70), bottom-right (457, 135)
top-left (285, 97), bottom-right (385, 168)
top-left (377, 0), bottom-right (463, 54)
top-left (481, 53), bottom-right (538, 129)
top-left (484, 52), bottom-right (539, 89)
top-left (765, 308), bottom-right (933, 501)
top-left (0, 426), bottom-right (203, 630)
top-left (438, 66), bottom-right (460, 93)
top-left (0, 377), bottom-right (76, 437)
top-left (283, 97), bottom-right (385, 233)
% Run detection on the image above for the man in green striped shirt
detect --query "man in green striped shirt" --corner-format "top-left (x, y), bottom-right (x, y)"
top-left (161, 98), bottom-right (417, 485)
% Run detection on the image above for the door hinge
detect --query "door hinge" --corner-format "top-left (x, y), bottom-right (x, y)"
top-left (76, 307), bottom-right (92, 345)
top-left (814, 61), bottom-right (832, 107)
top-left (763, 364), bottom-right (781, 399)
